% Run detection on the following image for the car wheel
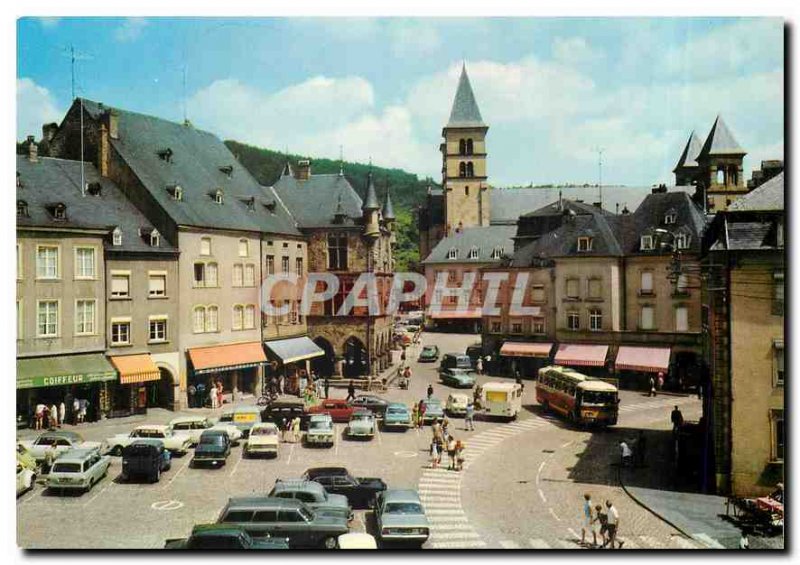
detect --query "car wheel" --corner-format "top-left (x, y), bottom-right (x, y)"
top-left (153, 467), bottom-right (161, 483)
top-left (111, 445), bottom-right (123, 456)
top-left (322, 536), bottom-right (338, 550)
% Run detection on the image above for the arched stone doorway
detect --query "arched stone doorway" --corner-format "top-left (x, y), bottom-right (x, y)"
top-left (147, 367), bottom-right (176, 410)
top-left (312, 337), bottom-right (336, 378)
top-left (343, 336), bottom-right (368, 378)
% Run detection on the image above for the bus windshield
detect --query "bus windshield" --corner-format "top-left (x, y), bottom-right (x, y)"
top-left (580, 391), bottom-right (616, 406)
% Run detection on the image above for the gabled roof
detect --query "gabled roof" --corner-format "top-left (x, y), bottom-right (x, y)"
top-left (271, 172), bottom-right (363, 229)
top-left (76, 98), bottom-right (300, 236)
top-left (446, 64), bottom-right (485, 129)
top-left (698, 115), bottom-right (746, 158)
top-left (16, 156), bottom-right (177, 254)
top-left (728, 171), bottom-right (784, 212)
top-left (422, 225), bottom-right (516, 265)
top-left (673, 131), bottom-right (703, 172)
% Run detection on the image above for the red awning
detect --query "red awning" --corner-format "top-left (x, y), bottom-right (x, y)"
top-left (554, 344), bottom-right (608, 367)
top-left (500, 342), bottom-right (553, 358)
top-left (110, 354), bottom-right (160, 385)
top-left (189, 342), bottom-right (267, 375)
top-left (428, 310), bottom-right (482, 320)
top-left (615, 346), bottom-right (671, 373)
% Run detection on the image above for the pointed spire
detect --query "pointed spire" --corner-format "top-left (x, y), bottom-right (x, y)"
top-left (338, 145), bottom-right (344, 177)
top-left (382, 185), bottom-right (396, 221)
top-left (699, 115), bottom-right (746, 158)
top-left (673, 130), bottom-right (703, 172)
top-left (362, 170), bottom-right (380, 211)
top-left (446, 63), bottom-right (485, 128)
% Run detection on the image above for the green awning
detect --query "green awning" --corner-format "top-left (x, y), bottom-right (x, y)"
top-left (17, 353), bottom-right (117, 390)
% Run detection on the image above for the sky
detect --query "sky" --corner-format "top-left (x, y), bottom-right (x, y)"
top-left (17, 17), bottom-right (784, 187)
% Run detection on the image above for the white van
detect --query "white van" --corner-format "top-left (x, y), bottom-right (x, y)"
top-left (481, 382), bottom-right (523, 420)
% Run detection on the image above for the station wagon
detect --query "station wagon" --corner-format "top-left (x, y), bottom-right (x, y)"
top-left (46, 448), bottom-right (111, 494)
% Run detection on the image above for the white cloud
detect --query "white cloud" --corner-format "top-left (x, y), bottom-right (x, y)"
top-left (552, 36), bottom-right (603, 67)
top-left (114, 18), bottom-right (148, 43)
top-left (388, 20), bottom-right (442, 57)
top-left (17, 78), bottom-right (63, 141)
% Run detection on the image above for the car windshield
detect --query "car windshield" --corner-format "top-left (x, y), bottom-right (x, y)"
top-left (51, 462), bottom-right (82, 473)
top-left (172, 423), bottom-right (191, 430)
top-left (581, 391), bottom-right (616, 405)
top-left (135, 430), bottom-right (165, 438)
top-left (126, 444), bottom-right (158, 455)
top-left (352, 413), bottom-right (373, 422)
top-left (310, 420), bottom-right (331, 430)
top-left (250, 427), bottom-right (276, 436)
top-left (384, 502), bottom-right (423, 515)
top-left (425, 400), bottom-right (442, 408)
top-left (423, 347), bottom-right (436, 353)
top-left (200, 435), bottom-right (224, 445)
top-left (387, 406), bottom-right (406, 414)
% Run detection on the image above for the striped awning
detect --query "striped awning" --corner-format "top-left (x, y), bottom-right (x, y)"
top-left (615, 346), bottom-right (671, 373)
top-left (110, 354), bottom-right (161, 385)
top-left (265, 337), bottom-right (324, 364)
top-left (428, 310), bottom-right (482, 320)
top-left (500, 342), bottom-right (553, 358)
top-left (189, 342), bottom-right (267, 375)
top-left (554, 344), bottom-right (608, 367)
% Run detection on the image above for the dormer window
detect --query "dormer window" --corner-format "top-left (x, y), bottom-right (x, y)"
top-left (674, 233), bottom-right (691, 250)
top-left (86, 182), bottom-right (102, 196)
top-left (150, 229), bottom-right (161, 248)
top-left (112, 227), bottom-right (123, 246)
top-left (577, 237), bottom-right (593, 252)
top-left (17, 200), bottom-right (28, 217)
top-left (467, 246), bottom-right (479, 260)
top-left (664, 210), bottom-right (677, 225)
top-left (640, 235), bottom-right (654, 251)
top-left (219, 165), bottom-right (233, 178)
top-left (49, 203), bottom-right (67, 221)
top-left (157, 148), bottom-right (173, 163)
top-left (446, 247), bottom-right (458, 260)
top-left (490, 246), bottom-right (504, 260)
top-left (213, 189), bottom-right (223, 204)
top-left (167, 185), bottom-right (183, 201)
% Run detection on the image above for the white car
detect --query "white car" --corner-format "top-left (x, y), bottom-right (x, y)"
top-left (106, 425), bottom-right (191, 456)
top-left (244, 423), bottom-right (279, 458)
top-left (46, 448), bottom-right (111, 494)
top-left (16, 462), bottom-right (36, 497)
top-left (305, 414), bottom-right (334, 447)
top-left (168, 416), bottom-right (242, 446)
top-left (446, 393), bottom-right (470, 416)
top-left (20, 431), bottom-right (103, 463)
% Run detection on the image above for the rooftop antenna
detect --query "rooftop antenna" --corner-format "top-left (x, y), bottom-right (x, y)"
top-left (339, 145), bottom-right (344, 176)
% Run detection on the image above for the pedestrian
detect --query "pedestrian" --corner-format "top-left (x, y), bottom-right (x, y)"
top-left (43, 441), bottom-right (59, 474)
top-left (464, 402), bottom-right (475, 431)
top-left (291, 416), bottom-right (301, 443)
top-left (50, 403), bottom-right (58, 428)
top-left (455, 440), bottom-right (465, 471)
top-left (209, 383), bottom-right (218, 409)
top-left (315, 376), bottom-right (323, 400)
top-left (278, 417), bottom-right (287, 442)
top-left (34, 403), bottom-right (45, 430)
top-left (635, 431), bottom-right (647, 467)
top-left (417, 400), bottom-right (427, 428)
top-left (619, 441), bottom-right (633, 467)
top-left (323, 376), bottom-right (330, 399)
top-left (476, 357), bottom-right (483, 375)
top-left (42, 405), bottom-right (50, 429)
top-left (77, 398), bottom-right (88, 424)
top-left (411, 402), bottom-right (419, 428)
top-left (594, 504), bottom-right (608, 548)
top-left (605, 500), bottom-right (622, 549)
top-left (217, 380), bottom-right (224, 407)
top-left (346, 380), bottom-right (356, 402)
top-left (516, 375), bottom-right (524, 392)
top-left (446, 435), bottom-right (457, 470)
top-left (739, 528), bottom-right (750, 549)
top-left (188, 384), bottom-right (196, 408)
top-left (657, 372), bottom-right (665, 391)
top-left (430, 438), bottom-right (439, 469)
top-left (299, 371), bottom-right (307, 398)
top-left (72, 397), bottom-right (80, 425)
top-left (671, 406), bottom-right (684, 432)
top-left (648, 376), bottom-right (656, 397)
top-left (58, 402), bottom-right (65, 429)
top-left (581, 493), bottom-right (596, 547)
top-left (427, 383), bottom-right (434, 399)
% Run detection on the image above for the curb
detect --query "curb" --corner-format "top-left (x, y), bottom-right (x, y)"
top-left (616, 466), bottom-right (695, 540)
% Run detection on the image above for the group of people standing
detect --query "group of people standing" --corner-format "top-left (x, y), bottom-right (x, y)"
top-left (429, 418), bottom-right (465, 471)
top-left (581, 494), bottom-right (623, 549)
top-left (277, 416), bottom-right (303, 443)
top-left (32, 397), bottom-right (89, 430)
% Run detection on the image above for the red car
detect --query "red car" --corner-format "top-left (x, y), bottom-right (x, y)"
top-left (307, 399), bottom-right (354, 423)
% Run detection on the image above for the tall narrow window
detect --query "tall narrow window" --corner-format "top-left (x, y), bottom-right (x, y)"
top-left (640, 306), bottom-right (655, 330)
top-left (37, 300), bottom-right (58, 337)
top-left (266, 255), bottom-right (275, 276)
top-left (589, 309), bottom-right (602, 331)
top-left (200, 237), bottom-right (212, 256)
top-left (232, 305), bottom-right (244, 330)
top-left (588, 278), bottom-right (602, 299)
top-left (466, 139), bottom-right (474, 155)
top-left (193, 263), bottom-right (205, 286)
top-left (206, 306), bottom-right (219, 332)
top-left (75, 248), bottom-right (96, 279)
top-left (532, 318), bottom-right (545, 334)
top-left (676, 273), bottom-right (689, 294)
top-left (206, 263), bottom-right (218, 287)
top-left (771, 409), bottom-right (784, 461)
top-left (773, 340), bottom-right (784, 386)
top-left (459, 162), bottom-right (467, 177)
top-left (567, 311), bottom-right (580, 331)
top-left (233, 264), bottom-right (244, 287)
top-left (112, 227), bottom-right (123, 246)
top-left (577, 237), bottom-right (593, 252)
top-left (675, 306), bottom-right (688, 332)
top-left (459, 139), bottom-right (466, 155)
top-left (75, 300), bottom-right (96, 335)
top-left (238, 239), bottom-right (249, 257)
top-left (640, 235), bottom-right (654, 251)
top-left (245, 305), bottom-right (256, 329)
top-left (244, 264), bottom-right (255, 287)
top-left (327, 235), bottom-right (348, 270)
top-left (566, 278), bottom-right (579, 299)
top-left (640, 271), bottom-right (653, 295)
top-left (281, 256), bottom-right (290, 273)
top-left (773, 271), bottom-right (784, 316)
top-left (295, 257), bottom-right (304, 277)
top-left (111, 274), bottom-right (130, 298)
top-left (193, 307), bottom-right (206, 333)
top-left (36, 245), bottom-right (59, 279)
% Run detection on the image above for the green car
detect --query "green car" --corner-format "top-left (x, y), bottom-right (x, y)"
top-left (165, 524), bottom-right (289, 549)
top-left (417, 345), bottom-right (440, 362)
top-left (439, 367), bottom-right (477, 388)
top-left (382, 403), bottom-right (412, 430)
top-left (374, 489), bottom-right (430, 547)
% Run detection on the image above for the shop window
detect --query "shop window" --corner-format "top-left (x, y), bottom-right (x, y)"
top-left (75, 300), bottom-right (96, 335)
top-left (589, 309), bottom-right (602, 331)
top-left (567, 311), bottom-right (580, 331)
top-left (111, 320), bottom-right (131, 346)
top-left (149, 318), bottom-right (167, 343)
top-left (36, 300), bottom-right (58, 337)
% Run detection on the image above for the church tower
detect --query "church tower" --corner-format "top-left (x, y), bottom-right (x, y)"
top-left (441, 64), bottom-right (490, 232)
top-left (695, 115), bottom-right (747, 212)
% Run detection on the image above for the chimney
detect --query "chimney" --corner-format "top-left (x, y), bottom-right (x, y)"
top-left (98, 123), bottom-right (109, 177)
top-left (295, 159), bottom-right (311, 181)
top-left (105, 109), bottom-right (119, 140)
top-left (27, 136), bottom-right (38, 163)
top-left (42, 122), bottom-right (58, 143)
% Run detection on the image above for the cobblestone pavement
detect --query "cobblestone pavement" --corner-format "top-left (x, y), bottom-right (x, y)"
top-left (17, 332), bottom-right (737, 550)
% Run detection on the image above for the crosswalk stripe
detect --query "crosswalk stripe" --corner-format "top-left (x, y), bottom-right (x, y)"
top-left (499, 540), bottom-right (520, 549)
top-left (429, 531), bottom-right (483, 540)
top-left (420, 498), bottom-right (461, 504)
top-left (419, 486), bottom-right (461, 493)
top-left (430, 540), bottom-right (487, 549)
top-left (529, 538), bottom-right (551, 549)
top-left (427, 516), bottom-right (469, 524)
top-left (424, 509), bottom-right (466, 515)
top-left (429, 523), bottom-right (475, 531)
top-left (693, 533), bottom-right (725, 549)
top-left (638, 535), bottom-right (664, 548)
top-left (673, 536), bottom-right (699, 549)
top-left (419, 478), bottom-right (461, 485)
top-left (423, 504), bottom-right (463, 511)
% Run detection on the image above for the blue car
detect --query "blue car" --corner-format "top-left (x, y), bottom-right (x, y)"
top-left (382, 403), bottom-right (412, 430)
top-left (421, 399), bottom-right (444, 424)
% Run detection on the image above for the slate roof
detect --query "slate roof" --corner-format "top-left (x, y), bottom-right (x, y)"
top-left (362, 172), bottom-right (380, 211)
top-left (77, 98), bottom-right (300, 236)
top-left (617, 191), bottom-right (708, 255)
top-left (728, 171), bottom-right (784, 212)
top-left (16, 155), bottom-right (178, 254)
top-left (271, 170), bottom-right (364, 229)
top-left (422, 225), bottom-right (516, 265)
top-left (698, 115), bottom-right (746, 157)
top-left (712, 221), bottom-right (776, 251)
top-left (382, 188), bottom-right (396, 221)
top-left (673, 131), bottom-right (703, 171)
top-left (446, 65), bottom-right (486, 129)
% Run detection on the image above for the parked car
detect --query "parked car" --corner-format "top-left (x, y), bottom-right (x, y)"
top-left (337, 533), bottom-right (377, 549)
top-left (418, 345), bottom-right (440, 362)
top-left (192, 430), bottom-right (231, 467)
top-left (305, 414), bottom-right (334, 447)
top-left (382, 403), bottom-right (412, 430)
top-left (350, 394), bottom-right (389, 418)
top-left (439, 353), bottom-right (473, 372)
top-left (268, 479), bottom-right (352, 521)
top-left (261, 399), bottom-right (307, 430)
top-left (465, 343), bottom-right (483, 367)
top-left (346, 410), bottom-right (376, 440)
top-left (169, 416), bottom-right (242, 446)
top-left (16, 461), bottom-right (36, 497)
top-left (420, 398), bottom-right (444, 424)
top-left (216, 497), bottom-right (349, 549)
top-left (439, 367), bottom-right (477, 388)
top-left (244, 423), bottom-right (279, 458)
top-left (218, 406), bottom-right (262, 438)
top-left (121, 439), bottom-right (171, 483)
top-left (46, 447), bottom-right (111, 494)
top-left (106, 425), bottom-right (191, 456)
top-left (165, 524), bottom-right (289, 550)
top-left (17, 442), bottom-right (37, 472)
top-left (374, 489), bottom-right (430, 547)
top-left (445, 393), bottom-right (470, 417)
top-left (20, 431), bottom-right (102, 464)
top-left (306, 399), bottom-right (354, 423)
top-left (301, 467), bottom-right (387, 509)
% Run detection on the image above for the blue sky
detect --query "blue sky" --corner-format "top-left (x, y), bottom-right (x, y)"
top-left (17, 17), bottom-right (783, 186)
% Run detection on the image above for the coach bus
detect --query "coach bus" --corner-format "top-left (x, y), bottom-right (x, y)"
top-left (536, 365), bottom-right (619, 426)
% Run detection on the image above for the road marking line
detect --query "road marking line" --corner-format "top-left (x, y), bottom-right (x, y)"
top-left (536, 461), bottom-right (546, 485)
top-left (82, 478), bottom-right (112, 508)
top-left (427, 516), bottom-right (469, 523)
top-left (419, 484), bottom-right (461, 491)
top-left (430, 540), bottom-right (487, 549)
top-left (419, 476), bottom-right (462, 483)
top-left (499, 540), bottom-right (520, 549)
top-left (548, 507), bottom-right (561, 521)
top-left (673, 537), bottom-right (698, 549)
top-left (529, 538), bottom-right (551, 549)
top-left (420, 498), bottom-right (461, 504)
top-left (286, 443), bottom-right (295, 465)
top-left (423, 503), bottom-right (464, 509)
top-left (429, 523), bottom-right (475, 531)
top-left (163, 453), bottom-right (192, 489)
top-left (424, 509), bottom-right (467, 515)
top-left (334, 426), bottom-right (340, 456)
top-left (693, 533), bottom-right (725, 549)
top-left (567, 527), bottom-right (580, 539)
top-left (429, 531), bottom-right (482, 540)
top-left (228, 453), bottom-right (242, 477)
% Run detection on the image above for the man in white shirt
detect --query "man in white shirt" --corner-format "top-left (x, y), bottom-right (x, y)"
top-left (619, 441), bottom-right (633, 467)
top-left (605, 500), bottom-right (623, 549)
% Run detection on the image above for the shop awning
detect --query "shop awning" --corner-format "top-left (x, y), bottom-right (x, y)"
top-left (428, 310), bottom-right (482, 320)
top-left (615, 346), bottom-right (671, 373)
top-left (110, 354), bottom-right (161, 385)
top-left (554, 344), bottom-right (608, 367)
top-left (265, 336), bottom-right (324, 364)
top-left (500, 342), bottom-right (553, 358)
top-left (189, 342), bottom-right (267, 375)
top-left (17, 353), bottom-right (117, 390)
